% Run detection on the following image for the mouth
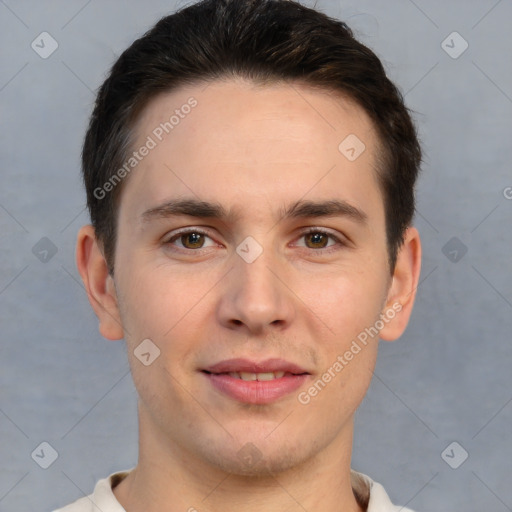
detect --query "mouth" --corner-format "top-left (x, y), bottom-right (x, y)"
top-left (210, 370), bottom-right (291, 381)
top-left (201, 358), bottom-right (311, 404)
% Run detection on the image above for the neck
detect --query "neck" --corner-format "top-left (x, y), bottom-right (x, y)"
top-left (114, 406), bottom-right (365, 512)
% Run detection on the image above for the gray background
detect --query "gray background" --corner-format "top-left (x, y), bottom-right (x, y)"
top-left (1, 0), bottom-right (511, 510)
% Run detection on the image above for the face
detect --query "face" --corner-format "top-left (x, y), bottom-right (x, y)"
top-left (100, 79), bottom-right (402, 475)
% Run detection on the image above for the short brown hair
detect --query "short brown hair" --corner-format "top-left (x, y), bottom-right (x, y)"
top-left (82, 0), bottom-right (422, 274)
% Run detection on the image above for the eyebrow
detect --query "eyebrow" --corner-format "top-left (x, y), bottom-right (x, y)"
top-left (141, 197), bottom-right (367, 224)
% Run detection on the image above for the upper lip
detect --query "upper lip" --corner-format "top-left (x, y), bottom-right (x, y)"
top-left (203, 358), bottom-right (309, 375)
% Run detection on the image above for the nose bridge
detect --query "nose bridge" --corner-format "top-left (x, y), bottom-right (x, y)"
top-left (218, 234), bottom-right (293, 333)
top-left (235, 236), bottom-right (280, 309)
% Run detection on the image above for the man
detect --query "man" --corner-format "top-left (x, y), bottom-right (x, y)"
top-left (56, 0), bottom-right (422, 510)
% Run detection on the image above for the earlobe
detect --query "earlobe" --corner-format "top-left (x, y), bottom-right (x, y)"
top-left (379, 226), bottom-right (422, 342)
top-left (76, 225), bottom-right (124, 340)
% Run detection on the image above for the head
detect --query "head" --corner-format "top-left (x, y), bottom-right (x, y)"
top-left (83, 0), bottom-right (421, 276)
top-left (77, 0), bottom-right (421, 478)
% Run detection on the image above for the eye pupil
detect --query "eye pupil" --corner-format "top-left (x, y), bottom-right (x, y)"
top-left (306, 232), bottom-right (328, 248)
top-left (182, 232), bottom-right (204, 248)
top-left (170, 230), bottom-right (337, 252)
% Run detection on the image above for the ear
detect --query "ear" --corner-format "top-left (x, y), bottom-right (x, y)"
top-left (379, 226), bottom-right (422, 341)
top-left (76, 224), bottom-right (124, 340)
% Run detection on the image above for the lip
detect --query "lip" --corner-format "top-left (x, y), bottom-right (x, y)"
top-left (202, 358), bottom-right (310, 405)
top-left (204, 358), bottom-right (309, 375)
top-left (203, 372), bottom-right (309, 404)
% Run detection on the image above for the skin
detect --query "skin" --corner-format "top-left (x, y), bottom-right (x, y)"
top-left (76, 78), bottom-right (421, 512)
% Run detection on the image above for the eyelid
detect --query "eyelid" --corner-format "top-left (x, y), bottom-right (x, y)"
top-left (163, 227), bottom-right (217, 246)
top-left (293, 227), bottom-right (348, 251)
top-left (163, 226), bottom-right (349, 253)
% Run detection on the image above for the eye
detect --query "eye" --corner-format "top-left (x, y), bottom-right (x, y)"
top-left (163, 227), bottom-right (347, 254)
top-left (164, 229), bottom-right (217, 251)
top-left (295, 228), bottom-right (345, 252)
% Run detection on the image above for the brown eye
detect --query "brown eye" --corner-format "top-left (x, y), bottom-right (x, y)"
top-left (295, 228), bottom-right (346, 254)
top-left (180, 232), bottom-right (205, 249)
top-left (304, 232), bottom-right (330, 249)
top-left (165, 229), bottom-right (216, 251)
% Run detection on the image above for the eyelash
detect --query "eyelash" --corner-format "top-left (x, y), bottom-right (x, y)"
top-left (163, 227), bottom-right (346, 254)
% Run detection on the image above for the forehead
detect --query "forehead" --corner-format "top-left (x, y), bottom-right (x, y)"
top-left (120, 78), bottom-right (382, 223)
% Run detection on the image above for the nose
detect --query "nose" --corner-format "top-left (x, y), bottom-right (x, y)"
top-left (216, 243), bottom-right (295, 336)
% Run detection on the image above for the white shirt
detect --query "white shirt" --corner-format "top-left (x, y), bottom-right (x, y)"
top-left (53, 469), bottom-right (415, 512)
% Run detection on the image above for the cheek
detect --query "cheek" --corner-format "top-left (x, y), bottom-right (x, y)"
top-left (297, 274), bottom-right (382, 418)
top-left (114, 251), bottom-right (188, 336)
top-left (305, 268), bottom-right (388, 341)
top-left (297, 344), bottom-right (377, 418)
top-left (116, 261), bottom-right (212, 385)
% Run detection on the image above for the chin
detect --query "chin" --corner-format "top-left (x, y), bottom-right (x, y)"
top-left (207, 449), bottom-right (306, 477)
top-left (196, 432), bottom-right (319, 477)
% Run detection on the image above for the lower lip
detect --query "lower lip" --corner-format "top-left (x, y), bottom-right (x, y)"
top-left (203, 372), bottom-right (309, 404)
